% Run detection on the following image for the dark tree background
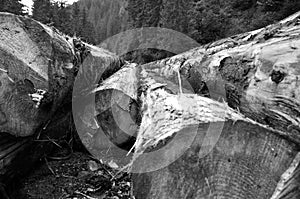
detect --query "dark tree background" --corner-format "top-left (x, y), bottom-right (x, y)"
top-left (127, 0), bottom-right (300, 44)
top-left (2, 0), bottom-right (300, 52)
top-left (31, 0), bottom-right (96, 44)
top-left (0, 0), bottom-right (24, 15)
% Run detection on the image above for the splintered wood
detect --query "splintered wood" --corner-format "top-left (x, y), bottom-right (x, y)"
top-left (91, 11), bottom-right (300, 199)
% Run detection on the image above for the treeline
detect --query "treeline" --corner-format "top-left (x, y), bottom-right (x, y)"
top-left (127, 0), bottom-right (300, 44)
top-left (2, 0), bottom-right (300, 48)
top-left (0, 0), bottom-right (24, 15)
top-left (32, 0), bottom-right (97, 44)
top-left (76, 0), bottom-right (129, 44)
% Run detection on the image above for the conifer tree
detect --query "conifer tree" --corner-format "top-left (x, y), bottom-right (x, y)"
top-left (53, 1), bottom-right (72, 35)
top-left (80, 8), bottom-right (96, 44)
top-left (160, 0), bottom-right (192, 33)
top-left (127, 0), bottom-right (144, 28)
top-left (0, 0), bottom-right (24, 15)
top-left (127, 0), bottom-right (162, 28)
top-left (188, 0), bottom-right (229, 44)
top-left (143, 0), bottom-right (163, 27)
top-left (32, 0), bottom-right (52, 24)
top-left (71, 2), bottom-right (81, 36)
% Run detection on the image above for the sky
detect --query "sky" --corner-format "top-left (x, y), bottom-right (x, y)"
top-left (21, 0), bottom-right (78, 14)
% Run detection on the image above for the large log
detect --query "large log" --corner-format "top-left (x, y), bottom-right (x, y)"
top-left (0, 12), bottom-right (75, 137)
top-left (0, 12), bottom-right (124, 197)
top-left (82, 12), bottom-right (300, 199)
top-left (0, 12), bottom-right (78, 197)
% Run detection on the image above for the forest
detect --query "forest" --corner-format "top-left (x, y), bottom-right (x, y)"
top-left (1, 0), bottom-right (300, 46)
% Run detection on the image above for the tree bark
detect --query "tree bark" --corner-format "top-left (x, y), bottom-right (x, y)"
top-left (0, 12), bottom-right (76, 137)
top-left (0, 12), bottom-right (124, 196)
top-left (89, 12), bottom-right (300, 199)
top-left (0, 13), bottom-right (78, 195)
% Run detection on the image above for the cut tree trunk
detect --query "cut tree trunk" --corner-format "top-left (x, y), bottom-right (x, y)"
top-left (0, 12), bottom-right (75, 190)
top-left (86, 12), bottom-right (300, 199)
top-left (0, 12), bottom-right (124, 195)
top-left (0, 12), bottom-right (75, 137)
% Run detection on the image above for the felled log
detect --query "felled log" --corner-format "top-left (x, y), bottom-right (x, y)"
top-left (0, 11), bottom-right (74, 185)
top-left (0, 13), bottom-right (78, 197)
top-left (0, 12), bottom-right (124, 196)
top-left (0, 12), bottom-right (76, 137)
top-left (86, 12), bottom-right (300, 198)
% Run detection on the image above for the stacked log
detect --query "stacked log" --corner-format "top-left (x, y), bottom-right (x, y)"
top-left (0, 12), bottom-right (76, 190)
top-left (89, 12), bottom-right (300, 199)
top-left (1, 10), bottom-right (300, 199)
top-left (0, 12), bottom-right (124, 197)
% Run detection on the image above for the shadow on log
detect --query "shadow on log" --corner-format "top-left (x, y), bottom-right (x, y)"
top-left (1, 9), bottom-right (300, 199)
top-left (87, 11), bottom-right (300, 199)
top-left (0, 12), bottom-right (124, 198)
top-left (0, 13), bottom-right (76, 193)
top-left (132, 121), bottom-right (298, 199)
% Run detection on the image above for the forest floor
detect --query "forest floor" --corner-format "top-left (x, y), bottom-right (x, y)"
top-left (11, 152), bottom-right (133, 199)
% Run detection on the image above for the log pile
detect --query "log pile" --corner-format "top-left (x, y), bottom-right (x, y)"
top-left (0, 12), bottom-right (75, 137)
top-left (89, 12), bottom-right (300, 199)
top-left (0, 12), bottom-right (76, 190)
top-left (1, 10), bottom-right (300, 199)
top-left (0, 12), bottom-right (124, 197)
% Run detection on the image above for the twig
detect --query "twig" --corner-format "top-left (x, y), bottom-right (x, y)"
top-left (61, 174), bottom-right (76, 179)
top-left (45, 136), bottom-right (62, 148)
top-left (106, 145), bottom-right (111, 154)
top-left (205, 177), bottom-right (212, 197)
top-left (44, 157), bottom-right (56, 176)
top-left (58, 193), bottom-right (70, 199)
top-left (101, 165), bottom-right (114, 178)
top-left (74, 191), bottom-right (97, 199)
top-left (37, 120), bottom-right (51, 139)
top-left (0, 68), bottom-right (8, 73)
top-left (177, 69), bottom-right (183, 95)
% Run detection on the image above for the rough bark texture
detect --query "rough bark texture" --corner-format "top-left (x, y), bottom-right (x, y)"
top-left (132, 122), bottom-right (298, 199)
top-left (73, 62), bottom-right (138, 167)
top-left (136, 11), bottom-right (300, 146)
top-left (271, 153), bottom-right (300, 199)
top-left (0, 12), bottom-right (124, 196)
top-left (90, 12), bottom-right (300, 199)
top-left (1, 9), bottom-right (299, 199)
top-left (0, 12), bottom-right (75, 137)
top-left (0, 13), bottom-right (77, 195)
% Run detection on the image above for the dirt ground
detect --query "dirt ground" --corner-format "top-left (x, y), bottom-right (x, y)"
top-left (11, 152), bottom-right (133, 199)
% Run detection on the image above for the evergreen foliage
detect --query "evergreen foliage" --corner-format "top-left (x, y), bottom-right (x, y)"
top-left (31, 0), bottom-right (96, 44)
top-left (127, 0), bottom-right (300, 44)
top-left (26, 0), bottom-right (300, 47)
top-left (32, 0), bottom-right (52, 24)
top-left (0, 0), bottom-right (25, 15)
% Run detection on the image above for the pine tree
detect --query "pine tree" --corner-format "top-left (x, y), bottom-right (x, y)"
top-left (143, 0), bottom-right (163, 27)
top-left (127, 0), bottom-right (144, 28)
top-left (160, 0), bottom-right (192, 33)
top-left (80, 8), bottom-right (96, 44)
top-left (0, 0), bottom-right (24, 15)
top-left (230, 0), bottom-right (257, 11)
top-left (59, 3), bottom-right (73, 35)
top-left (52, 1), bottom-right (72, 35)
top-left (188, 0), bottom-right (230, 44)
top-left (32, 0), bottom-right (52, 24)
top-left (51, 2), bottom-right (60, 27)
top-left (280, 0), bottom-right (300, 17)
top-left (71, 2), bottom-right (82, 36)
top-left (127, 0), bottom-right (163, 28)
